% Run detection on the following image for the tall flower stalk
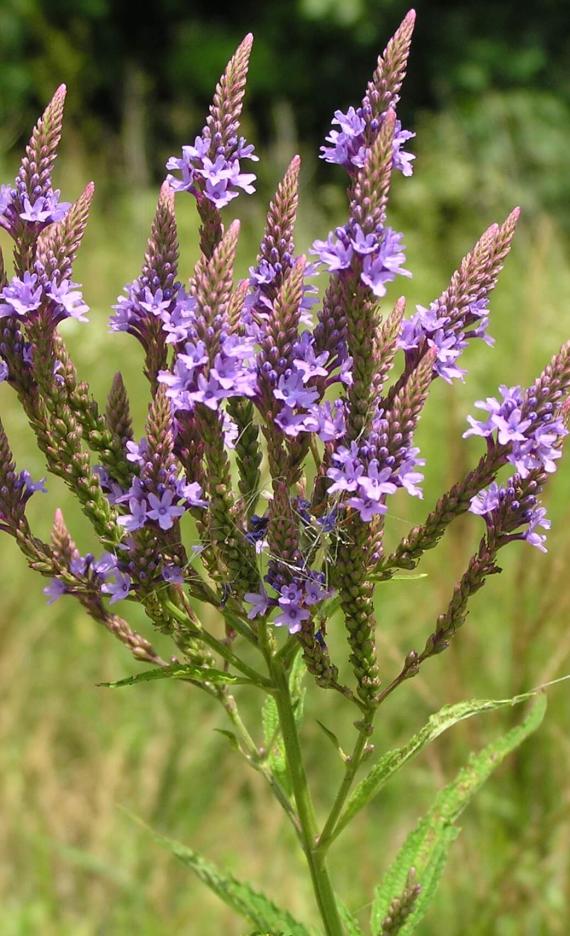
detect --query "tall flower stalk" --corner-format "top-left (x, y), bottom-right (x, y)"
top-left (0, 12), bottom-right (566, 935)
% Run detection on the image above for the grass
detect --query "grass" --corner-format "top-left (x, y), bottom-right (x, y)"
top-left (1, 145), bottom-right (570, 934)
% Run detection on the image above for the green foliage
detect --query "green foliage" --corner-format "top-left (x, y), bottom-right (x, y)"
top-left (143, 823), bottom-right (311, 935)
top-left (369, 696), bottom-right (547, 935)
top-left (261, 651), bottom-right (307, 795)
top-left (337, 899), bottom-right (364, 935)
top-left (99, 661), bottom-right (250, 688)
top-left (337, 688), bottom-right (549, 835)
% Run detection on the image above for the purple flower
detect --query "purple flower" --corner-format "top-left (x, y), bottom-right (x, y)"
top-left (118, 496), bottom-right (148, 532)
top-left (311, 229), bottom-right (353, 272)
top-left (292, 333), bottom-right (330, 383)
top-left (346, 495), bottom-right (388, 522)
top-left (244, 587), bottom-right (270, 620)
top-left (327, 444), bottom-right (363, 494)
top-left (356, 460), bottom-right (398, 502)
top-left (320, 107), bottom-right (367, 168)
top-left (19, 191), bottom-right (70, 225)
top-left (300, 401), bottom-right (346, 442)
top-left (93, 552), bottom-right (119, 576)
top-left (274, 406), bottom-right (309, 437)
top-left (126, 439), bottom-right (149, 465)
top-left (469, 483), bottom-right (502, 516)
top-left (166, 130), bottom-right (257, 209)
top-left (102, 571), bottom-right (132, 604)
top-left (178, 480), bottom-right (208, 509)
top-left (162, 564), bottom-right (185, 585)
top-left (525, 506), bottom-right (551, 553)
top-left (0, 358), bottom-right (8, 382)
top-left (278, 584), bottom-right (303, 606)
top-left (360, 229), bottom-right (411, 297)
top-left (44, 578), bottom-right (66, 604)
top-left (320, 108), bottom-right (414, 176)
top-left (47, 279), bottom-right (90, 322)
top-left (274, 372), bottom-right (319, 409)
top-left (274, 602), bottom-right (310, 634)
top-left (0, 272), bottom-right (43, 318)
top-left (146, 490), bottom-right (185, 530)
top-left (303, 577), bottom-right (329, 605)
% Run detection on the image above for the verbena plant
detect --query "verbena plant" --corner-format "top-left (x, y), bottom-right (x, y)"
top-left (0, 11), bottom-right (567, 935)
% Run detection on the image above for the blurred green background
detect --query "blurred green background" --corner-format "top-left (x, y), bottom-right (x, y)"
top-left (1, 1), bottom-right (570, 934)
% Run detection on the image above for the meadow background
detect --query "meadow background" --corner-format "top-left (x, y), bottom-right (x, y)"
top-left (1, 1), bottom-right (570, 933)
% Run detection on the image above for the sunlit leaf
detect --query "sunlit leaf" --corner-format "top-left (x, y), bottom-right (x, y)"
top-left (370, 696), bottom-right (546, 935)
top-left (99, 662), bottom-right (248, 688)
top-left (338, 688), bottom-right (546, 835)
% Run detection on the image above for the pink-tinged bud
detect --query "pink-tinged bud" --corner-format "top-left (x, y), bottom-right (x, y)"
top-left (206, 33), bottom-right (254, 150)
top-left (366, 9), bottom-right (417, 117)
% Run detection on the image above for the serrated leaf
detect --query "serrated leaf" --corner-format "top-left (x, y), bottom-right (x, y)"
top-left (370, 695), bottom-right (546, 935)
top-left (338, 898), bottom-right (364, 934)
top-left (144, 823), bottom-right (310, 935)
top-left (338, 688), bottom-right (545, 835)
top-left (99, 663), bottom-right (248, 689)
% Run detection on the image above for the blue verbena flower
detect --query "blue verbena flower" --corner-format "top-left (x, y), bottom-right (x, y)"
top-left (0, 269), bottom-right (89, 324)
top-left (102, 571), bottom-right (132, 604)
top-left (311, 222), bottom-right (410, 299)
top-left (166, 135), bottom-right (257, 209)
top-left (464, 384), bottom-right (567, 477)
top-left (320, 106), bottom-right (415, 177)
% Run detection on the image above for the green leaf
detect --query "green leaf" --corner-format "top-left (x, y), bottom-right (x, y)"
top-left (144, 824), bottom-right (310, 935)
top-left (316, 720), bottom-right (348, 761)
top-left (339, 688), bottom-right (546, 834)
top-left (99, 662), bottom-right (249, 689)
top-left (289, 650), bottom-right (307, 723)
top-left (370, 695), bottom-right (547, 935)
top-left (261, 695), bottom-right (291, 794)
top-left (260, 652), bottom-right (306, 797)
top-left (214, 728), bottom-right (241, 752)
top-left (338, 898), bottom-right (364, 934)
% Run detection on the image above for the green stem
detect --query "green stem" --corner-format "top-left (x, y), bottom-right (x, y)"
top-left (218, 689), bottom-right (302, 840)
top-left (316, 714), bottom-right (374, 853)
top-left (268, 654), bottom-right (344, 936)
top-left (163, 598), bottom-right (271, 688)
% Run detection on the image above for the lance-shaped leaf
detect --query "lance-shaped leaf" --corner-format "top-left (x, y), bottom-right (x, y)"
top-left (336, 688), bottom-right (547, 837)
top-left (369, 695), bottom-right (547, 935)
top-left (137, 822), bottom-right (311, 935)
top-left (99, 662), bottom-right (252, 688)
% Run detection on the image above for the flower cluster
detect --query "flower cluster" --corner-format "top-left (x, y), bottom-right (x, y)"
top-left (464, 384), bottom-right (566, 477)
top-left (245, 571), bottom-right (330, 634)
top-left (321, 108), bottom-right (415, 177)
top-left (166, 137), bottom-right (257, 209)
top-left (159, 334), bottom-right (258, 414)
top-left (166, 36), bottom-right (257, 209)
top-left (312, 221), bottom-right (410, 298)
top-left (464, 382), bottom-right (568, 552)
top-left (1, 16), bottom-right (569, 721)
top-left (326, 432), bottom-right (424, 522)
top-left (0, 183), bottom-right (69, 235)
top-left (398, 296), bottom-right (491, 383)
top-left (469, 478), bottom-right (551, 553)
top-left (0, 268), bottom-right (89, 325)
top-left (114, 434), bottom-right (207, 534)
